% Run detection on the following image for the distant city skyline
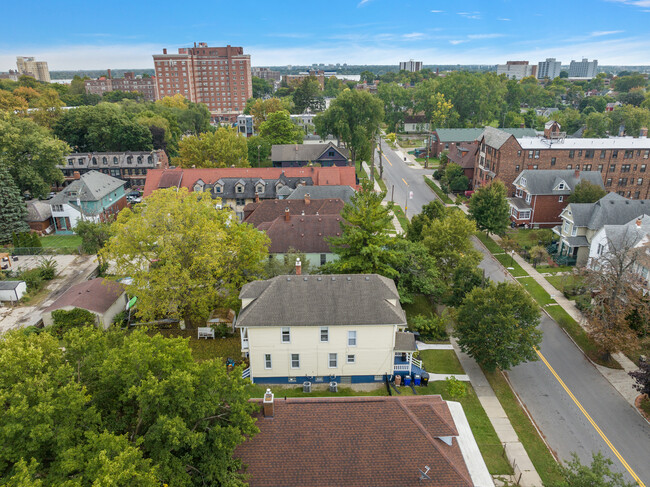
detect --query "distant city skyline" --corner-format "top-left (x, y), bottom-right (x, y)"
top-left (1, 0), bottom-right (650, 71)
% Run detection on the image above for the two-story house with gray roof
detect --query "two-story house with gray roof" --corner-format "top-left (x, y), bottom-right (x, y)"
top-left (271, 142), bottom-right (350, 167)
top-left (49, 171), bottom-right (127, 233)
top-left (236, 273), bottom-right (421, 384)
top-left (509, 169), bottom-right (604, 228)
top-left (555, 192), bottom-right (650, 265)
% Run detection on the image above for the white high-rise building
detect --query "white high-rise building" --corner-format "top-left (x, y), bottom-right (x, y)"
top-left (568, 58), bottom-right (598, 79)
top-left (399, 60), bottom-right (423, 72)
top-left (16, 56), bottom-right (50, 83)
top-left (537, 58), bottom-right (562, 80)
top-left (496, 61), bottom-right (537, 80)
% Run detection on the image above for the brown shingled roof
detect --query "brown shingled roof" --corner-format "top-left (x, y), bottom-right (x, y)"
top-left (235, 395), bottom-right (473, 487)
top-left (43, 278), bottom-right (125, 314)
top-left (243, 198), bottom-right (345, 227)
top-left (263, 214), bottom-right (343, 253)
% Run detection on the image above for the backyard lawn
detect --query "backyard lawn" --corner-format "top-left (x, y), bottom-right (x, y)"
top-left (403, 294), bottom-right (434, 320)
top-left (474, 232), bottom-right (504, 254)
top-left (420, 349), bottom-right (465, 375)
top-left (40, 235), bottom-right (82, 248)
top-left (151, 329), bottom-right (243, 363)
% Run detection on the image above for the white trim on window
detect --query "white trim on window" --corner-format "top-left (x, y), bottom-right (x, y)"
top-left (347, 354), bottom-right (356, 364)
top-left (329, 353), bottom-right (338, 368)
top-left (281, 327), bottom-right (290, 343)
top-left (348, 330), bottom-right (357, 347)
top-left (320, 327), bottom-right (329, 343)
top-left (264, 354), bottom-right (272, 369)
top-left (291, 353), bottom-right (300, 369)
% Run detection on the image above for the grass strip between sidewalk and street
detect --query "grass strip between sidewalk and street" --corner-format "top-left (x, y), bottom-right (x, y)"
top-left (517, 277), bottom-right (557, 306)
top-left (483, 369), bottom-right (563, 485)
top-left (392, 204), bottom-right (410, 230)
top-left (494, 253), bottom-right (528, 277)
top-left (423, 176), bottom-right (454, 204)
top-left (474, 232), bottom-right (504, 254)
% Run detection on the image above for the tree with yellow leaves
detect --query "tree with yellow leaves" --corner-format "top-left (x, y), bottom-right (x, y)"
top-left (100, 188), bottom-right (269, 326)
top-left (155, 93), bottom-right (188, 109)
top-left (176, 126), bottom-right (249, 168)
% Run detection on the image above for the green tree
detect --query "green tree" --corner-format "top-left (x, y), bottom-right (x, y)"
top-left (74, 220), bottom-right (112, 255)
top-left (292, 76), bottom-right (324, 113)
top-left (444, 163), bottom-right (469, 192)
top-left (455, 282), bottom-right (542, 371)
top-left (548, 452), bottom-right (635, 487)
top-left (176, 127), bottom-right (249, 168)
top-left (247, 135), bottom-right (272, 166)
top-left (49, 307), bottom-right (97, 338)
top-left (377, 82), bottom-right (413, 132)
top-left (100, 188), bottom-right (269, 325)
top-left (614, 74), bottom-right (646, 93)
top-left (408, 314), bottom-right (447, 341)
top-left (445, 259), bottom-right (487, 307)
top-left (529, 245), bottom-right (549, 268)
top-left (584, 112), bottom-right (610, 138)
top-left (264, 247), bottom-right (311, 277)
top-left (247, 97), bottom-right (289, 131)
top-left (321, 180), bottom-right (396, 277)
top-left (0, 165), bottom-right (29, 244)
top-left (568, 180), bottom-right (607, 203)
top-left (359, 70), bottom-right (376, 83)
top-left (388, 237), bottom-right (443, 304)
top-left (314, 89), bottom-right (384, 165)
top-left (0, 113), bottom-right (67, 198)
top-left (259, 109), bottom-right (303, 145)
top-left (30, 89), bottom-right (65, 128)
top-left (406, 200), bottom-right (447, 242)
top-left (468, 180), bottom-right (511, 236)
top-left (608, 104), bottom-right (650, 137)
top-left (252, 76), bottom-right (273, 99)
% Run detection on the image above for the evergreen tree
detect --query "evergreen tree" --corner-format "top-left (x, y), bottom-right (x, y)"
top-left (0, 165), bottom-right (29, 244)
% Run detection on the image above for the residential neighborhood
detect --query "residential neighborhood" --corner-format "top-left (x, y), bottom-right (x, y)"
top-left (2, 2), bottom-right (650, 486)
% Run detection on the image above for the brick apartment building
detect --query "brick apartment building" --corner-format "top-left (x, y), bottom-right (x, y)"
top-left (474, 122), bottom-right (650, 200)
top-left (153, 43), bottom-right (252, 122)
top-left (85, 70), bottom-right (158, 101)
top-left (283, 70), bottom-right (325, 90)
top-left (57, 150), bottom-right (169, 191)
top-left (430, 127), bottom-right (536, 157)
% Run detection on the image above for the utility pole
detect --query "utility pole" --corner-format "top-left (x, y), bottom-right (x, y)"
top-left (425, 134), bottom-right (430, 169)
top-left (378, 133), bottom-right (384, 178)
top-left (370, 135), bottom-right (376, 183)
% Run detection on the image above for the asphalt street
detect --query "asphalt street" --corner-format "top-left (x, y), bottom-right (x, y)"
top-left (380, 139), bottom-right (650, 485)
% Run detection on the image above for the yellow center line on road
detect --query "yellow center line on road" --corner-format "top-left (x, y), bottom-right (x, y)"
top-left (383, 153), bottom-right (392, 166)
top-left (402, 178), bottom-right (409, 186)
top-left (535, 349), bottom-right (646, 487)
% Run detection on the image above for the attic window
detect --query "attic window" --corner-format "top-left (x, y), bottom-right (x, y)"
top-left (328, 150), bottom-right (335, 157)
top-left (256, 185), bottom-right (264, 193)
top-left (558, 183), bottom-right (565, 190)
top-left (520, 177), bottom-right (527, 186)
top-left (236, 185), bottom-right (244, 193)
top-left (215, 186), bottom-right (222, 193)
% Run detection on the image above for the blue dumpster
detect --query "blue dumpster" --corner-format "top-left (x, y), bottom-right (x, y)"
top-left (414, 374), bottom-right (421, 386)
top-left (404, 375), bottom-right (411, 386)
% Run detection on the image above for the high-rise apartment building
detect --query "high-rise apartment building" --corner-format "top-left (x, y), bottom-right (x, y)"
top-left (568, 58), bottom-right (598, 79)
top-left (536, 58), bottom-right (562, 80)
top-left (85, 71), bottom-right (157, 101)
top-left (16, 56), bottom-right (50, 83)
top-left (153, 43), bottom-right (252, 121)
top-left (496, 61), bottom-right (537, 80)
top-left (399, 60), bottom-right (423, 72)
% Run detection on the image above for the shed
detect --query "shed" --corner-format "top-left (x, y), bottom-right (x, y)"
top-left (0, 281), bottom-right (27, 303)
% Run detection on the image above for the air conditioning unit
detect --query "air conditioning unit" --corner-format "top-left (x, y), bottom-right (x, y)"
top-left (303, 381), bottom-right (311, 393)
top-left (329, 381), bottom-right (338, 393)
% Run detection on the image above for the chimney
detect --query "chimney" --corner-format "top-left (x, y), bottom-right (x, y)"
top-left (527, 164), bottom-right (533, 170)
top-left (163, 48), bottom-right (167, 55)
top-left (284, 207), bottom-right (290, 222)
top-left (641, 127), bottom-right (648, 138)
top-left (304, 193), bottom-right (310, 205)
top-left (73, 171), bottom-right (81, 180)
top-left (107, 68), bottom-right (112, 79)
top-left (520, 123), bottom-right (525, 129)
top-left (295, 258), bottom-right (302, 275)
top-left (255, 193), bottom-right (260, 203)
top-left (574, 169), bottom-right (580, 179)
top-left (636, 218), bottom-right (643, 228)
top-left (263, 389), bottom-right (274, 418)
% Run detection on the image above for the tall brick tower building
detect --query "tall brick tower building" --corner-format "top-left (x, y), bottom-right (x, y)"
top-left (153, 43), bottom-right (252, 122)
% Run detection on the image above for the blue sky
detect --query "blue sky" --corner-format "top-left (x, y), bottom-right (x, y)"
top-left (1, 0), bottom-right (649, 70)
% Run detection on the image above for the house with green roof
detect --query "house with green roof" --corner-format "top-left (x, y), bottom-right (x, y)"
top-left (430, 127), bottom-right (536, 157)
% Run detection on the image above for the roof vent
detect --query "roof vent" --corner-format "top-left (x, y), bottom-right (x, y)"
top-left (287, 277), bottom-right (291, 281)
top-left (365, 276), bottom-right (370, 281)
top-left (347, 277), bottom-right (351, 281)
top-left (331, 277), bottom-right (336, 281)
top-left (317, 277), bottom-right (322, 281)
top-left (303, 277), bottom-right (308, 281)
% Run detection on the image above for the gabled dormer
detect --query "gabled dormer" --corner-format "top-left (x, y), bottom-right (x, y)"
top-left (554, 179), bottom-right (570, 192)
top-left (255, 179), bottom-right (266, 194)
top-left (193, 179), bottom-right (205, 193)
top-left (235, 179), bottom-right (246, 194)
top-left (214, 179), bottom-right (224, 194)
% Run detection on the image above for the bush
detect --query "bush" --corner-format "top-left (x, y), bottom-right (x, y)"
top-left (445, 376), bottom-right (467, 398)
top-left (440, 182), bottom-right (450, 194)
top-left (563, 279), bottom-right (587, 297)
top-left (574, 294), bottom-right (592, 312)
top-left (213, 323), bottom-right (233, 338)
top-left (49, 307), bottom-right (97, 338)
top-left (112, 310), bottom-right (128, 327)
top-left (433, 169), bottom-right (442, 180)
top-left (38, 257), bottom-right (58, 280)
top-left (449, 175), bottom-right (469, 192)
top-left (408, 314), bottom-right (447, 341)
top-left (21, 268), bottom-right (44, 291)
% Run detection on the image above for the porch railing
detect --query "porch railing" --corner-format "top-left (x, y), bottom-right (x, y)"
top-left (412, 357), bottom-right (423, 370)
top-left (242, 368), bottom-right (251, 380)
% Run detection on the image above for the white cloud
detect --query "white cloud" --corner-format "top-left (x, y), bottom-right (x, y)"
top-left (403, 32), bottom-right (425, 39)
top-left (357, 0), bottom-right (372, 6)
top-left (498, 18), bottom-right (511, 21)
top-left (449, 40), bottom-right (469, 45)
top-left (430, 9), bottom-right (444, 13)
top-left (467, 33), bottom-right (506, 40)
top-left (590, 30), bottom-right (624, 36)
top-left (607, 0), bottom-right (650, 6)
top-left (457, 11), bottom-right (481, 19)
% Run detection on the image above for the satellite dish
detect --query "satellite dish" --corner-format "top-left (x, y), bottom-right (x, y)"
top-left (418, 466), bottom-right (431, 482)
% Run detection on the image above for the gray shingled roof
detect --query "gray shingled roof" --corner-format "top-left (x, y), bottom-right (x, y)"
top-left (435, 127), bottom-right (536, 143)
top-left (49, 171), bottom-right (125, 205)
top-left (514, 170), bottom-right (604, 195)
top-left (205, 175), bottom-right (313, 200)
top-left (567, 193), bottom-right (650, 229)
top-left (286, 185), bottom-right (356, 203)
top-left (394, 331), bottom-right (417, 351)
top-left (603, 215), bottom-right (650, 249)
top-left (26, 200), bottom-right (52, 222)
top-left (271, 142), bottom-right (350, 163)
top-left (237, 274), bottom-right (406, 328)
top-left (481, 126), bottom-right (515, 149)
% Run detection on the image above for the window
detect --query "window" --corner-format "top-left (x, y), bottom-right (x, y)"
top-left (606, 178), bottom-right (612, 186)
top-left (624, 150), bottom-right (634, 159)
top-left (137, 156), bottom-right (143, 164)
top-left (68, 159), bottom-right (73, 166)
top-left (641, 165), bottom-right (647, 173)
top-left (256, 185), bottom-right (264, 194)
top-left (281, 327), bottom-right (290, 343)
top-left (235, 198), bottom-right (246, 206)
top-left (644, 151), bottom-right (649, 159)
top-left (567, 164), bottom-right (572, 170)
top-left (532, 165), bottom-right (538, 169)
top-left (638, 178), bottom-right (644, 185)
top-left (236, 185), bottom-right (244, 193)
top-left (291, 354), bottom-right (300, 369)
top-left (578, 150), bottom-right (583, 157)
top-left (563, 221), bottom-right (570, 233)
top-left (619, 178), bottom-right (628, 186)
top-left (634, 191), bottom-right (641, 199)
top-left (585, 150), bottom-right (594, 159)
top-left (569, 150), bottom-right (575, 159)
top-left (551, 157), bottom-right (556, 166)
top-left (534, 150), bottom-right (540, 159)
top-left (609, 164), bottom-right (616, 172)
top-left (328, 150), bottom-right (335, 157)
top-left (519, 210), bottom-right (531, 219)
top-left (215, 185), bottom-right (222, 193)
top-left (559, 195), bottom-right (564, 202)
top-left (612, 150), bottom-right (618, 159)
top-left (92, 157), bottom-right (97, 165)
top-left (600, 150), bottom-right (607, 159)
top-left (348, 331), bottom-right (357, 347)
top-left (525, 193), bottom-right (532, 203)
top-left (517, 150), bottom-right (522, 156)
top-left (584, 164), bottom-right (592, 171)
top-left (320, 327), bottom-right (328, 343)
top-left (597, 243), bottom-right (604, 256)
top-left (558, 182), bottom-right (565, 190)
top-left (329, 353), bottom-right (338, 368)
top-left (515, 165), bottom-right (520, 172)
top-left (571, 226), bottom-right (577, 236)
top-left (264, 354), bottom-right (272, 369)
top-left (528, 150), bottom-right (533, 159)
top-left (621, 164), bottom-right (631, 173)
top-left (320, 253), bottom-right (327, 266)
top-left (347, 354), bottom-right (356, 364)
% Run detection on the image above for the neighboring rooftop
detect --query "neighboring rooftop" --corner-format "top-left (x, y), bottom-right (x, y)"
top-left (49, 171), bottom-right (125, 206)
top-left (565, 193), bottom-right (650, 229)
top-left (0, 281), bottom-right (24, 291)
top-left (234, 395), bottom-right (474, 487)
top-left (602, 214), bottom-right (650, 250)
top-left (513, 169), bottom-right (605, 195)
top-left (286, 185), bottom-right (356, 203)
top-left (43, 278), bottom-right (124, 314)
top-left (517, 136), bottom-right (650, 150)
top-left (448, 142), bottom-right (479, 169)
top-left (25, 199), bottom-right (52, 222)
top-left (243, 198), bottom-right (345, 227)
top-left (271, 142), bottom-right (349, 163)
top-left (435, 127), bottom-right (536, 143)
top-left (237, 274), bottom-right (406, 328)
top-left (259, 214), bottom-right (342, 254)
top-left (143, 167), bottom-right (357, 197)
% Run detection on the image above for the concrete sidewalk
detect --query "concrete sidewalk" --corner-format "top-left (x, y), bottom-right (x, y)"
top-left (489, 234), bottom-right (641, 408)
top-left (451, 338), bottom-right (544, 487)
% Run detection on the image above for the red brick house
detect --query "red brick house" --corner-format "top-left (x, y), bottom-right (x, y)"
top-left (474, 123), bottom-right (650, 199)
top-left (430, 127), bottom-right (536, 158)
top-left (509, 169), bottom-right (605, 227)
top-left (234, 392), bottom-right (491, 487)
top-left (447, 142), bottom-right (478, 187)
